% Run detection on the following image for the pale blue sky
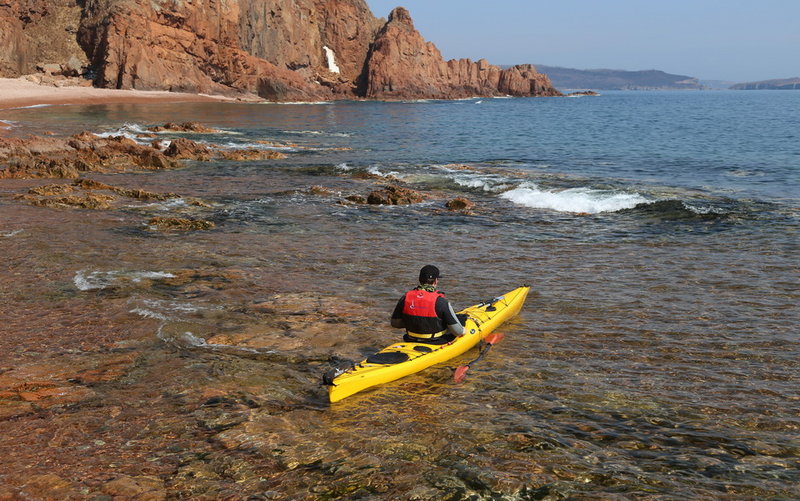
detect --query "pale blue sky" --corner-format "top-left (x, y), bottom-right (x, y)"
top-left (365, 0), bottom-right (800, 82)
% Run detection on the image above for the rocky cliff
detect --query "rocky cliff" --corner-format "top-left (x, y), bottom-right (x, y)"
top-left (1, 1), bottom-right (560, 101)
top-left (364, 8), bottom-right (559, 99)
top-left (0, 0), bottom-right (89, 77)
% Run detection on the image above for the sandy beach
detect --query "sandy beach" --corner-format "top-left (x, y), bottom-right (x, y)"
top-left (0, 77), bottom-right (244, 112)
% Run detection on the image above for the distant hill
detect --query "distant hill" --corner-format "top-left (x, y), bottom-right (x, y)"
top-left (699, 80), bottom-right (736, 90)
top-left (533, 65), bottom-right (704, 91)
top-left (730, 77), bottom-right (800, 90)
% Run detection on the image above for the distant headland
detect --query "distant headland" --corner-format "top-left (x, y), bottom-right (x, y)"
top-left (531, 66), bottom-right (704, 91)
top-left (527, 66), bottom-right (800, 92)
top-left (729, 77), bottom-right (800, 90)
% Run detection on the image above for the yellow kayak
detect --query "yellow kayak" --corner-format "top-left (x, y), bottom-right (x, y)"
top-left (326, 285), bottom-right (530, 403)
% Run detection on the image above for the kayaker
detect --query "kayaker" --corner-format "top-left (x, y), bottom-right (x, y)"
top-left (390, 265), bottom-right (465, 344)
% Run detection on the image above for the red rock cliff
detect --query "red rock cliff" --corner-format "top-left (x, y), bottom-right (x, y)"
top-left (1, 1), bottom-right (561, 101)
top-left (364, 7), bottom-right (560, 99)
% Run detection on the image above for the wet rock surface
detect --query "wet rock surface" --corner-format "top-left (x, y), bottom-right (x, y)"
top-left (1, 126), bottom-right (287, 181)
top-left (446, 197), bottom-right (476, 212)
top-left (147, 216), bottom-right (215, 231)
top-left (1, 124), bottom-right (297, 232)
top-left (366, 184), bottom-right (426, 205)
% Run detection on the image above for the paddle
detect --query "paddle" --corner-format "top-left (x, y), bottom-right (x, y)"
top-left (453, 332), bottom-right (505, 383)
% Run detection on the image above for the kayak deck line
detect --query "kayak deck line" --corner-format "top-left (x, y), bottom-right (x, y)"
top-left (325, 285), bottom-right (530, 403)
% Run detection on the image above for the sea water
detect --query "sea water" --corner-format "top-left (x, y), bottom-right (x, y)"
top-left (0, 91), bottom-right (798, 499)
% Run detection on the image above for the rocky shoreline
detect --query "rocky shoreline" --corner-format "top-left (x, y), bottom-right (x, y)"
top-left (1, 120), bottom-right (478, 221)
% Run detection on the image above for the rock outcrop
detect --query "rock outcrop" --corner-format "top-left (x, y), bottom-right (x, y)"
top-left (0, 126), bottom-right (286, 179)
top-left (1, 1), bottom-right (560, 101)
top-left (363, 8), bottom-right (560, 99)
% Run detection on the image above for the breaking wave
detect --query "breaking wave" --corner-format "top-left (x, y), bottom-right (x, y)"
top-left (94, 122), bottom-right (150, 142)
top-left (281, 129), bottom-right (351, 137)
top-left (500, 183), bottom-right (651, 214)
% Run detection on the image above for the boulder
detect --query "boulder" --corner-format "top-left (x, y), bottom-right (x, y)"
top-left (366, 184), bottom-right (425, 205)
top-left (165, 137), bottom-right (212, 160)
top-left (445, 197), bottom-right (475, 211)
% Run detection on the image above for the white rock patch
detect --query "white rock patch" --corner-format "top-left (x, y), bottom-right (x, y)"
top-left (323, 46), bottom-right (340, 74)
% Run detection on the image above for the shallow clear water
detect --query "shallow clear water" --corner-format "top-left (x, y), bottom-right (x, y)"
top-left (1, 91), bottom-right (798, 499)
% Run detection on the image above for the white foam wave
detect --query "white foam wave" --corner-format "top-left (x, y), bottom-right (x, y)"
top-left (140, 298), bottom-right (202, 313)
top-left (431, 165), bottom-right (512, 193)
top-left (281, 129), bottom-right (350, 137)
top-left (124, 198), bottom-right (189, 211)
top-left (217, 141), bottom-right (297, 151)
top-left (74, 270), bottom-right (176, 291)
top-left (129, 298), bottom-right (207, 324)
top-left (11, 104), bottom-right (52, 109)
top-left (682, 203), bottom-right (728, 215)
top-left (367, 165), bottom-right (401, 178)
top-left (130, 271), bottom-right (176, 283)
top-left (155, 325), bottom-right (265, 354)
top-left (334, 162), bottom-right (352, 172)
top-left (455, 177), bottom-right (512, 192)
top-left (500, 183), bottom-right (650, 214)
top-left (130, 307), bottom-right (170, 321)
top-left (178, 331), bottom-right (210, 347)
top-left (1, 229), bottom-right (23, 237)
top-left (95, 123), bottom-right (147, 136)
top-left (94, 123), bottom-right (152, 143)
top-left (268, 101), bottom-right (333, 105)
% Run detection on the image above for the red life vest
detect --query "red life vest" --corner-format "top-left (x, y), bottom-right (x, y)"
top-left (402, 288), bottom-right (446, 336)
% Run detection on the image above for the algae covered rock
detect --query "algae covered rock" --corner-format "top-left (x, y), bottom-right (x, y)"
top-left (148, 216), bottom-right (215, 231)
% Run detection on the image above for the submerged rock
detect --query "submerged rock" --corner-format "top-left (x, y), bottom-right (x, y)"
top-left (219, 149), bottom-right (288, 161)
top-left (308, 185), bottom-right (336, 196)
top-left (343, 194), bottom-right (368, 204)
top-left (19, 178), bottom-right (188, 209)
top-left (27, 183), bottom-right (76, 196)
top-left (148, 216), bottom-right (215, 231)
top-left (445, 197), bottom-right (475, 212)
top-left (148, 122), bottom-right (220, 133)
top-left (12, 474), bottom-right (81, 500)
top-left (102, 475), bottom-right (166, 499)
top-left (21, 192), bottom-right (115, 210)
